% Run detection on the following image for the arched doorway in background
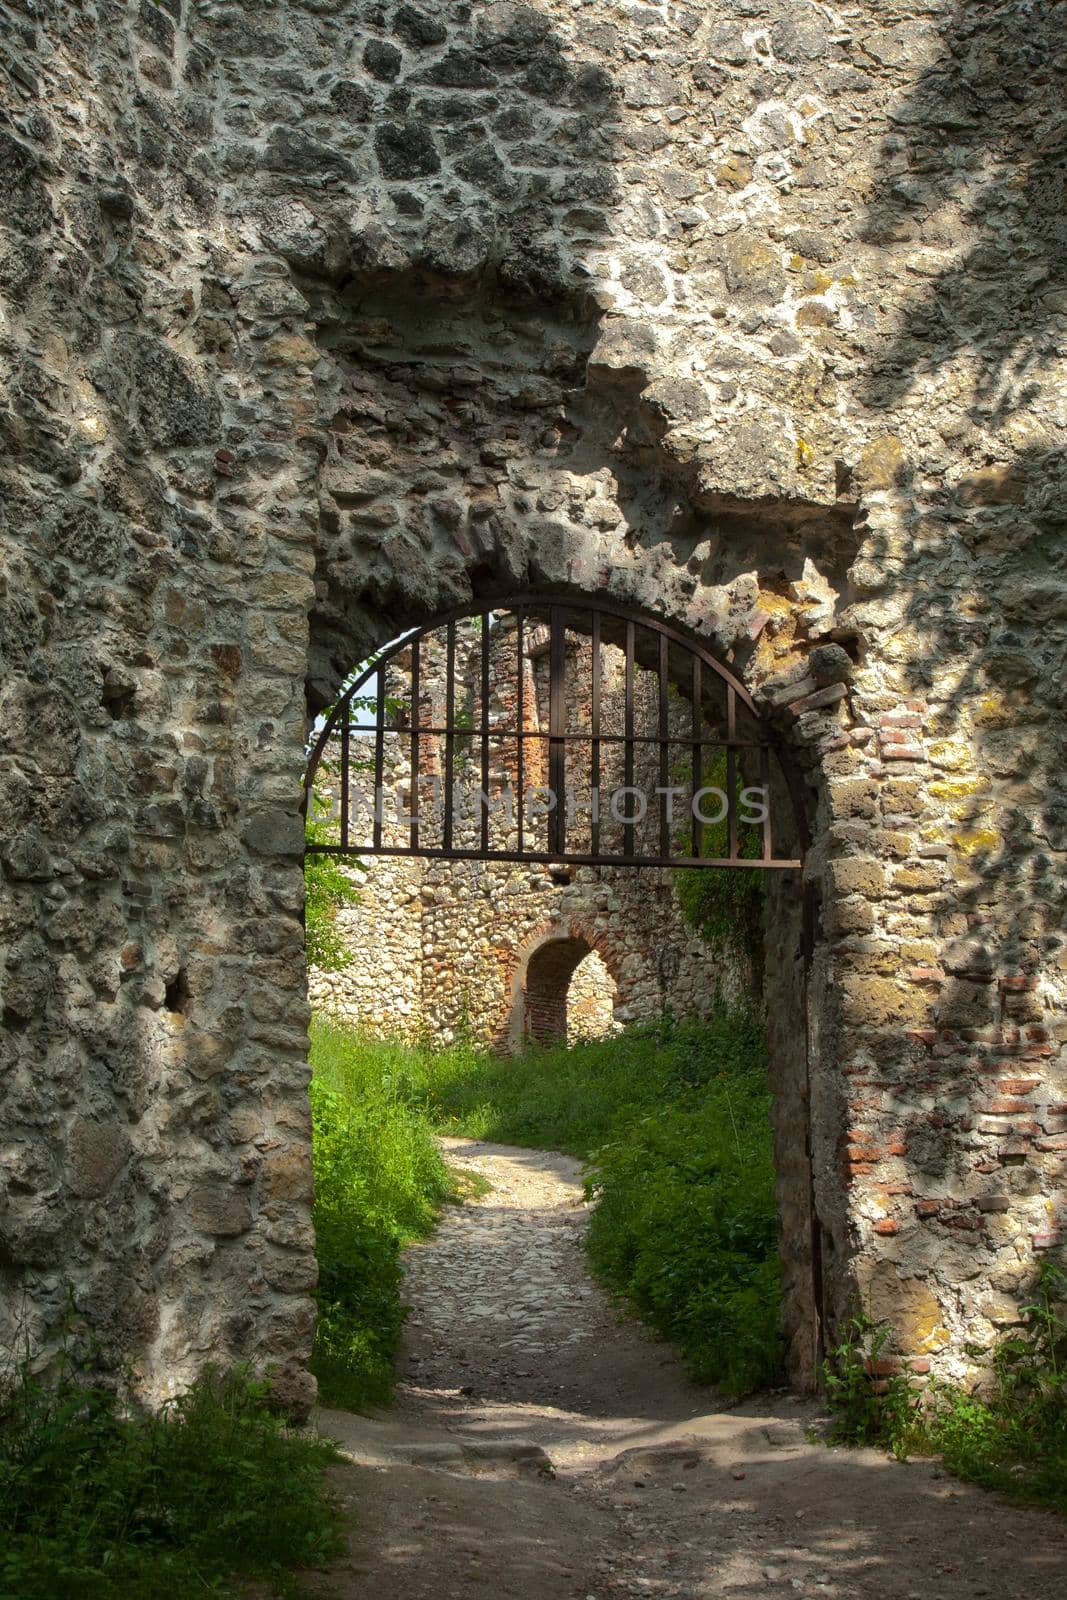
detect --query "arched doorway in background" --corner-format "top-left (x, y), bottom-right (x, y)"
top-left (517, 931), bottom-right (619, 1047)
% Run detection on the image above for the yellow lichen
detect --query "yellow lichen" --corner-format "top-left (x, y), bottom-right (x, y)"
top-left (952, 829), bottom-right (1002, 856)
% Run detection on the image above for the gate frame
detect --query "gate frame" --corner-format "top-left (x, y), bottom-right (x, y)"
top-left (304, 592), bottom-right (809, 872)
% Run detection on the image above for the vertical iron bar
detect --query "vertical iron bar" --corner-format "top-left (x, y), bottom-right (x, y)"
top-left (372, 658), bottom-right (386, 851)
top-left (727, 687), bottom-right (738, 862)
top-left (443, 621), bottom-right (456, 854)
top-left (409, 637), bottom-right (420, 852)
top-left (548, 605), bottom-right (566, 857)
top-left (624, 619), bottom-right (635, 860)
top-left (339, 699), bottom-right (350, 852)
top-left (727, 746), bottom-right (739, 862)
top-left (591, 609), bottom-right (601, 859)
top-left (658, 631), bottom-right (670, 860)
top-left (761, 746), bottom-right (774, 862)
top-left (480, 611), bottom-right (491, 857)
top-left (516, 609), bottom-right (525, 858)
top-left (691, 655), bottom-right (702, 859)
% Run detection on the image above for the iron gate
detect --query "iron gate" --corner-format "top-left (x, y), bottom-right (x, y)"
top-left (305, 596), bottom-right (805, 870)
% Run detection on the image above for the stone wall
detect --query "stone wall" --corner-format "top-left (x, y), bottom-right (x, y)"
top-left (2, 0), bottom-right (1065, 1411)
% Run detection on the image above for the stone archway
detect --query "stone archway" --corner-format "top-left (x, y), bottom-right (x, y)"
top-left (524, 934), bottom-right (597, 1045)
top-left (508, 924), bottom-right (623, 1050)
top-left (11, 0), bottom-right (1061, 1424)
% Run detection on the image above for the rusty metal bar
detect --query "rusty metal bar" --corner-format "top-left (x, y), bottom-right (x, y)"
top-left (761, 745), bottom-right (774, 863)
top-left (516, 608), bottom-right (525, 857)
top-left (591, 608), bottom-right (601, 858)
top-left (340, 700), bottom-right (350, 852)
top-left (727, 747), bottom-right (739, 861)
top-left (691, 653), bottom-right (702, 860)
top-left (727, 683), bottom-right (739, 863)
top-left (481, 611), bottom-right (491, 856)
top-left (307, 841), bottom-right (801, 870)
top-left (548, 605), bottom-right (567, 857)
top-left (623, 619), bottom-right (635, 858)
top-left (372, 656), bottom-right (386, 852)
top-left (658, 630), bottom-right (670, 860)
top-left (443, 620), bottom-right (456, 854)
top-left (409, 636), bottom-right (420, 851)
top-left (403, 727), bottom-right (768, 746)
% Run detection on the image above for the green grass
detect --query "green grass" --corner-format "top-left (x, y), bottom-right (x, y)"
top-left (0, 1364), bottom-right (342, 1600)
top-left (309, 1017), bottom-right (454, 1409)
top-left (310, 1010), bottom-right (783, 1398)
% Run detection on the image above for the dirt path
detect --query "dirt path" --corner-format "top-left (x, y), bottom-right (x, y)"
top-left (313, 1138), bottom-right (1067, 1600)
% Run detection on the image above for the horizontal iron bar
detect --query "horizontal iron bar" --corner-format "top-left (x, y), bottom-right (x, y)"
top-left (334, 728), bottom-right (772, 749)
top-left (306, 844), bottom-right (801, 870)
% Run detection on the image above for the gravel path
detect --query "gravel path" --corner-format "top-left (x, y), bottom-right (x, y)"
top-left (314, 1138), bottom-right (1067, 1600)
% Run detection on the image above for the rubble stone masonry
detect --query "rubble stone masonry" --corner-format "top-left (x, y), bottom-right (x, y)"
top-left (1, 1), bottom-right (1064, 1412)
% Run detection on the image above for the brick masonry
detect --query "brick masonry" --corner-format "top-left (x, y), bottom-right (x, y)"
top-left (1, 1), bottom-right (1064, 1413)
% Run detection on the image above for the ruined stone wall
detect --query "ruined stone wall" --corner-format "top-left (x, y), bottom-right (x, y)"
top-left (311, 852), bottom-right (735, 1045)
top-left (2, 0), bottom-right (1065, 1409)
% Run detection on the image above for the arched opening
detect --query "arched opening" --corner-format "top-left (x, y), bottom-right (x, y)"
top-left (524, 934), bottom-right (593, 1045)
top-left (304, 592), bottom-right (827, 1394)
top-left (517, 933), bottom-right (619, 1048)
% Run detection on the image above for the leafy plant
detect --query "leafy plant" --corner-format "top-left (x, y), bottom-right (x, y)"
top-left (821, 1306), bottom-right (917, 1451)
top-left (673, 751), bottom-right (765, 967)
top-left (0, 1360), bottom-right (342, 1599)
top-left (309, 1018), bottom-right (454, 1409)
top-left (822, 1262), bottom-right (1067, 1512)
top-left (305, 788), bottom-right (362, 972)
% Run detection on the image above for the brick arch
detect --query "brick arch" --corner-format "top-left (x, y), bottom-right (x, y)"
top-left (504, 918), bottom-right (627, 1051)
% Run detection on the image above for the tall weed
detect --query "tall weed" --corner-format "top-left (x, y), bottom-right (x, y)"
top-left (0, 1362), bottom-right (341, 1600)
top-left (822, 1261), bottom-right (1067, 1513)
top-left (309, 1017), bottom-right (453, 1409)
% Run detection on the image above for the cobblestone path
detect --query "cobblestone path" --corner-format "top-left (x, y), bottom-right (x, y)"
top-left (313, 1139), bottom-right (1067, 1600)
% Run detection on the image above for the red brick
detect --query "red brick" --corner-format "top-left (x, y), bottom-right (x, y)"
top-left (908, 966), bottom-right (945, 983)
top-left (904, 1028), bottom-right (938, 1045)
top-left (882, 744), bottom-right (926, 761)
top-left (1036, 1135), bottom-right (1067, 1152)
top-left (907, 1359), bottom-right (931, 1374)
top-left (996, 1078), bottom-right (1041, 1095)
top-left (945, 1213), bottom-right (984, 1231)
top-left (999, 975), bottom-right (1038, 992)
top-left (914, 1200), bottom-right (941, 1218)
top-left (988, 1098), bottom-right (1034, 1115)
top-left (886, 1141), bottom-right (908, 1157)
top-left (874, 1219), bottom-right (900, 1235)
top-left (866, 1357), bottom-right (903, 1375)
top-left (1033, 1231), bottom-right (1063, 1250)
top-left (880, 711), bottom-right (922, 728)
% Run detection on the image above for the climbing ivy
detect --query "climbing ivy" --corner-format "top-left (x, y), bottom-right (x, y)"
top-left (305, 793), bottom-right (362, 971)
top-left (674, 750), bottom-right (765, 965)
